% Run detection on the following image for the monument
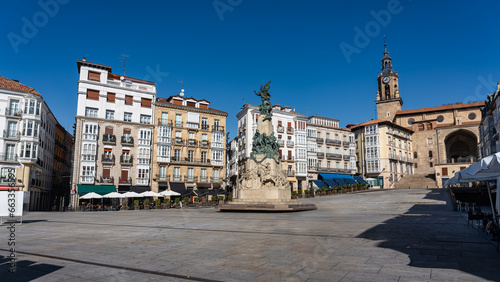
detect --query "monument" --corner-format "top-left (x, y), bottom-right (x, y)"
top-left (219, 81), bottom-right (317, 212)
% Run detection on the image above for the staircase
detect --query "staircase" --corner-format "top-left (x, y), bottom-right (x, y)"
top-left (393, 174), bottom-right (438, 189)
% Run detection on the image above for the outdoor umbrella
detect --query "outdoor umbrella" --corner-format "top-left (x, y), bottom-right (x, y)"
top-left (140, 191), bottom-right (163, 197)
top-left (123, 192), bottom-right (144, 198)
top-left (159, 190), bottom-right (181, 196)
top-left (103, 192), bottom-right (126, 198)
top-left (80, 192), bottom-right (103, 199)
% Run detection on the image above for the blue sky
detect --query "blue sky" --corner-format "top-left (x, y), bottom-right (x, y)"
top-left (2, 0), bottom-right (499, 139)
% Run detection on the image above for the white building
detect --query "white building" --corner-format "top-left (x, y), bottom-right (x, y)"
top-left (0, 76), bottom-right (58, 210)
top-left (72, 58), bottom-right (156, 205)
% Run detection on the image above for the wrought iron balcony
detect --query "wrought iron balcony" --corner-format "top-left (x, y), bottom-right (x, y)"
top-left (121, 136), bottom-right (134, 145)
top-left (157, 118), bottom-right (172, 126)
top-left (0, 154), bottom-right (18, 162)
top-left (326, 153), bottom-right (342, 160)
top-left (102, 134), bottom-right (116, 145)
top-left (119, 177), bottom-right (132, 184)
top-left (317, 152), bottom-right (325, 158)
top-left (277, 125), bottom-right (285, 133)
top-left (4, 108), bottom-right (22, 117)
top-left (212, 125), bottom-right (224, 132)
top-left (316, 138), bottom-right (324, 144)
top-left (326, 139), bottom-right (341, 145)
top-left (99, 177), bottom-right (114, 184)
top-left (101, 154), bottom-right (115, 164)
top-left (287, 127), bottom-right (294, 134)
top-left (3, 130), bottom-right (20, 140)
top-left (120, 155), bottom-right (133, 165)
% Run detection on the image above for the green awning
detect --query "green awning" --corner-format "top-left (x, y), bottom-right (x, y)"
top-left (77, 184), bottom-right (116, 195)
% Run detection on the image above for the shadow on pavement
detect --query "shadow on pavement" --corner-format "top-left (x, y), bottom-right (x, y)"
top-left (357, 189), bottom-right (500, 281)
top-left (0, 254), bottom-right (63, 282)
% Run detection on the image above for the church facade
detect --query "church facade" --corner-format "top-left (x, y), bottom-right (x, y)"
top-left (356, 43), bottom-right (484, 188)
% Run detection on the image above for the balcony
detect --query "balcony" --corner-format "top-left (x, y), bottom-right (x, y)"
top-left (201, 124), bottom-right (210, 130)
top-left (210, 177), bottom-right (221, 183)
top-left (121, 136), bottom-right (134, 145)
top-left (343, 141), bottom-right (350, 147)
top-left (157, 118), bottom-right (172, 126)
top-left (187, 139), bottom-right (197, 147)
top-left (281, 155), bottom-right (294, 162)
top-left (326, 139), bottom-right (341, 145)
top-left (448, 156), bottom-right (477, 164)
top-left (287, 127), bottom-right (294, 134)
top-left (316, 138), bottom-right (324, 144)
top-left (5, 108), bottom-right (23, 118)
top-left (101, 154), bottom-right (115, 165)
top-left (99, 177), bottom-right (114, 184)
top-left (119, 177), bottom-right (132, 184)
top-left (0, 154), bottom-right (18, 163)
top-left (310, 167), bottom-right (355, 174)
top-left (278, 139), bottom-right (284, 147)
top-left (343, 154), bottom-right (351, 159)
top-left (3, 130), bottom-right (20, 140)
top-left (277, 125), bottom-right (285, 133)
top-left (317, 152), bottom-right (324, 158)
top-left (156, 174), bottom-right (169, 182)
top-left (200, 140), bottom-right (210, 147)
top-left (326, 153), bottom-right (342, 160)
top-left (102, 134), bottom-right (116, 145)
top-left (174, 121), bottom-right (183, 127)
top-left (286, 140), bottom-right (294, 147)
top-left (174, 138), bottom-right (184, 145)
top-left (120, 155), bottom-right (133, 165)
top-left (212, 125), bottom-right (224, 132)
top-left (285, 169), bottom-right (295, 176)
top-left (171, 157), bottom-right (212, 166)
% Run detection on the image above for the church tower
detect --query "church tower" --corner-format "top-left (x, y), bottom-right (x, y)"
top-left (375, 42), bottom-right (403, 121)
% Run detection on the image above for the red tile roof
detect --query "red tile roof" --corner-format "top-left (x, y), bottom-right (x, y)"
top-left (396, 102), bottom-right (484, 115)
top-left (0, 76), bottom-right (41, 96)
top-left (349, 119), bottom-right (413, 133)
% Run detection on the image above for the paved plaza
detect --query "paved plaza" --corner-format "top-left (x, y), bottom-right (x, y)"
top-left (1, 189), bottom-right (499, 281)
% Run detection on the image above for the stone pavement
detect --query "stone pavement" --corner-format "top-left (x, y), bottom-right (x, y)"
top-left (1, 189), bottom-right (499, 282)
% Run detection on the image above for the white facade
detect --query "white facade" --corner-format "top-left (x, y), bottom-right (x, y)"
top-left (0, 78), bottom-right (57, 210)
top-left (73, 59), bottom-right (156, 200)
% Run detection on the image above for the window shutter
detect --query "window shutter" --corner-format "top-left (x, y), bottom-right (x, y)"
top-left (87, 90), bottom-right (99, 100)
top-left (103, 169), bottom-right (110, 178)
top-left (105, 127), bottom-right (113, 134)
top-left (141, 98), bottom-right (152, 108)
top-left (88, 71), bottom-right (100, 81)
top-left (124, 128), bottom-right (131, 134)
top-left (107, 93), bottom-right (115, 103)
top-left (125, 96), bottom-right (133, 105)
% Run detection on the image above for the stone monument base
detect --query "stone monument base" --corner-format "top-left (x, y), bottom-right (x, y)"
top-left (218, 202), bottom-right (317, 212)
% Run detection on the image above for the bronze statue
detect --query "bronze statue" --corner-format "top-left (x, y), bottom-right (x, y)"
top-left (254, 81), bottom-right (272, 121)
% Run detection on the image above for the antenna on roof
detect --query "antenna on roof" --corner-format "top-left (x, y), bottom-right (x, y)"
top-left (179, 80), bottom-right (184, 89)
top-left (120, 53), bottom-right (129, 76)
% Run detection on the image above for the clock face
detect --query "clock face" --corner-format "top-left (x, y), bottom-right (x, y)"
top-left (382, 76), bottom-right (390, 84)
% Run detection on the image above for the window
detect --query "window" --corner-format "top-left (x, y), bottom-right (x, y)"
top-left (213, 169), bottom-right (219, 182)
top-left (429, 151), bottom-right (433, 158)
top-left (86, 89), bottom-right (99, 100)
top-left (85, 107), bottom-right (98, 117)
top-left (418, 124), bottom-right (424, 131)
top-left (430, 162), bottom-right (433, 167)
top-left (200, 169), bottom-right (207, 181)
top-left (140, 115), bottom-right (151, 124)
top-left (9, 100), bottom-right (20, 115)
top-left (124, 112), bottom-right (132, 122)
top-left (88, 71), bottom-right (100, 81)
top-left (468, 113), bottom-right (476, 120)
top-left (159, 166), bottom-right (166, 179)
top-left (201, 118), bottom-right (208, 130)
top-left (407, 118), bottom-right (415, 125)
top-left (5, 144), bottom-right (16, 161)
top-left (125, 95), bottom-right (133, 105)
top-left (141, 98), bottom-right (152, 108)
top-left (173, 167), bottom-right (180, 181)
top-left (188, 150), bottom-right (194, 162)
top-left (107, 93), bottom-right (115, 103)
top-left (161, 112), bottom-right (168, 124)
top-left (414, 152), bottom-right (417, 159)
top-left (106, 110), bottom-right (114, 120)
top-left (174, 149), bottom-right (181, 161)
top-left (175, 114), bottom-right (182, 127)
top-left (442, 167), bottom-right (448, 176)
top-left (105, 126), bottom-right (113, 135)
top-left (436, 115), bottom-right (444, 123)
top-left (187, 168), bottom-right (194, 181)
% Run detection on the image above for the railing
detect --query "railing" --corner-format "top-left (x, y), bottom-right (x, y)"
top-left (121, 136), bottom-right (134, 145)
top-left (278, 139), bottom-right (284, 146)
top-left (99, 177), bottom-right (114, 184)
top-left (287, 127), bottom-right (294, 134)
top-left (212, 125), bottom-right (224, 132)
top-left (325, 139), bottom-right (341, 145)
top-left (326, 153), bottom-right (342, 159)
top-left (4, 108), bottom-right (22, 117)
top-left (343, 154), bottom-right (351, 159)
top-left (101, 154), bottom-right (115, 164)
top-left (310, 167), bottom-right (355, 174)
top-left (120, 155), bottom-right (133, 165)
top-left (286, 140), bottom-right (294, 147)
top-left (317, 152), bottom-right (324, 158)
top-left (200, 140), bottom-right (210, 147)
top-left (3, 130), bottom-right (20, 139)
top-left (0, 154), bottom-right (18, 162)
top-left (174, 138), bottom-right (184, 145)
top-left (174, 121), bottom-right (183, 127)
top-left (448, 156), bottom-right (477, 163)
top-left (187, 139), bottom-right (197, 146)
top-left (342, 141), bottom-right (350, 147)
top-left (102, 134), bottom-right (116, 144)
top-left (157, 119), bottom-right (172, 126)
top-left (119, 177), bottom-right (132, 184)
top-left (285, 170), bottom-right (295, 176)
top-left (210, 177), bottom-right (221, 183)
top-left (281, 155), bottom-right (294, 161)
top-left (171, 157), bottom-right (212, 166)
top-left (201, 124), bottom-right (210, 130)
top-left (156, 174), bottom-right (169, 182)
top-left (316, 138), bottom-right (324, 144)
top-left (277, 125), bottom-right (285, 133)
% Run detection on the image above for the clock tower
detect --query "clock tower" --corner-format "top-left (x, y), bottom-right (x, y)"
top-left (375, 42), bottom-right (403, 121)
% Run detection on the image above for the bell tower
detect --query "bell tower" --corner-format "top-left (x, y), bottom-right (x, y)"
top-left (375, 42), bottom-right (403, 121)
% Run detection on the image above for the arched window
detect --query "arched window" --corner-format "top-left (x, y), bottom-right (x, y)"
top-left (385, 85), bottom-right (390, 99)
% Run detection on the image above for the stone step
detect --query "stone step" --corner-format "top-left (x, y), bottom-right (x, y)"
top-left (394, 174), bottom-right (438, 189)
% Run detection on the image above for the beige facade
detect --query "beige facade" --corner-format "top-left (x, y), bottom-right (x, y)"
top-left (350, 120), bottom-right (413, 189)
top-left (152, 92), bottom-right (227, 195)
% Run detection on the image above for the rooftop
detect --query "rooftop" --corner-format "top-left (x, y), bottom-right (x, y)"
top-left (396, 102), bottom-right (484, 116)
top-left (0, 76), bottom-right (41, 96)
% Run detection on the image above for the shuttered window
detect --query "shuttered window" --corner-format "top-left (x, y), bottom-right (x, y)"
top-left (442, 167), bottom-right (448, 176)
top-left (105, 127), bottom-right (113, 134)
top-left (103, 169), bottom-right (110, 178)
top-left (141, 98), bottom-right (152, 108)
top-left (173, 99), bottom-right (182, 105)
top-left (88, 71), bottom-right (100, 81)
top-left (125, 95), bottom-right (133, 105)
top-left (87, 89), bottom-right (99, 100)
top-left (186, 101), bottom-right (196, 107)
top-left (199, 104), bottom-right (208, 109)
top-left (107, 93), bottom-right (115, 103)
top-left (123, 128), bottom-right (131, 135)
